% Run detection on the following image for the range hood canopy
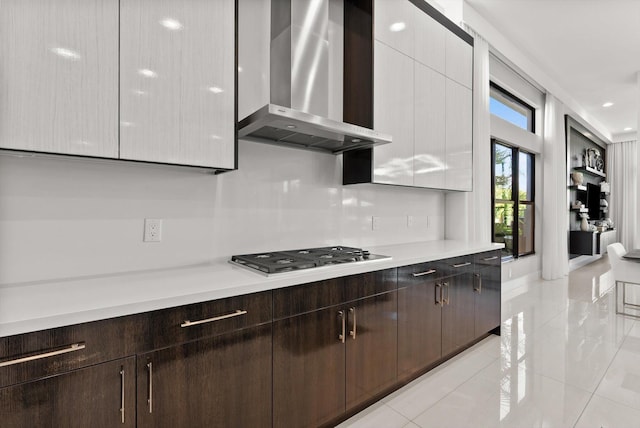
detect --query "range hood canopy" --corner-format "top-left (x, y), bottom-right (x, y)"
top-left (238, 0), bottom-right (391, 154)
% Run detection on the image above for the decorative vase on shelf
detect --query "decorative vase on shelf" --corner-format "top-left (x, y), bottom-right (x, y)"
top-left (580, 215), bottom-right (590, 231)
top-left (571, 172), bottom-right (584, 185)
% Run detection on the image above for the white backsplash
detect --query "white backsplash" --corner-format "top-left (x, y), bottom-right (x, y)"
top-left (0, 141), bottom-right (444, 285)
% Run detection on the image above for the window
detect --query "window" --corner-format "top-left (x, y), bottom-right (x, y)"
top-left (490, 83), bottom-right (535, 132)
top-left (492, 140), bottom-right (535, 259)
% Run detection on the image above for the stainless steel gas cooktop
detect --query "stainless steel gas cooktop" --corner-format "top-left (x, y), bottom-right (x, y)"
top-left (230, 246), bottom-right (390, 275)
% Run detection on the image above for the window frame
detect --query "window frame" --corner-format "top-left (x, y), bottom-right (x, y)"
top-left (490, 82), bottom-right (536, 133)
top-left (491, 139), bottom-right (536, 259)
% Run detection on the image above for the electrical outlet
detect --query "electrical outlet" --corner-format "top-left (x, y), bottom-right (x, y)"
top-left (407, 215), bottom-right (414, 228)
top-left (144, 218), bottom-right (162, 242)
top-left (371, 216), bottom-right (380, 231)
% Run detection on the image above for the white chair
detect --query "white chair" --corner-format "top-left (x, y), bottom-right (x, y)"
top-left (608, 242), bottom-right (640, 318)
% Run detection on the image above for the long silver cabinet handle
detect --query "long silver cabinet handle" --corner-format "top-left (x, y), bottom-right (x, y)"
top-left (349, 307), bottom-right (357, 340)
top-left (483, 256), bottom-right (499, 261)
top-left (120, 367), bottom-right (125, 424)
top-left (474, 273), bottom-right (482, 293)
top-left (451, 262), bottom-right (471, 268)
top-left (147, 362), bottom-right (153, 414)
top-left (181, 309), bottom-right (247, 328)
top-left (443, 282), bottom-right (450, 305)
top-left (0, 342), bottom-right (85, 368)
top-left (338, 310), bottom-right (346, 343)
top-left (412, 269), bottom-right (436, 277)
top-left (435, 283), bottom-right (442, 306)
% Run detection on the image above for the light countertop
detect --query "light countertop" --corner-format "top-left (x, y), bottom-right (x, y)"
top-left (0, 240), bottom-right (503, 337)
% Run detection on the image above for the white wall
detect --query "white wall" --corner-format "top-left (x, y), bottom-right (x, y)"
top-left (0, 143), bottom-right (445, 285)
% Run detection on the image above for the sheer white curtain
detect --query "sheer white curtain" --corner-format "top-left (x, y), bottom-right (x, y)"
top-left (541, 94), bottom-right (569, 279)
top-left (607, 140), bottom-right (637, 251)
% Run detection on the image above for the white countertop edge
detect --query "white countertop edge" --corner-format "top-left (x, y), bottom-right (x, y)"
top-left (0, 240), bottom-right (503, 337)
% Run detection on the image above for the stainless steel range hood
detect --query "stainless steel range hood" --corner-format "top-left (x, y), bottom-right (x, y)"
top-left (238, 0), bottom-right (391, 154)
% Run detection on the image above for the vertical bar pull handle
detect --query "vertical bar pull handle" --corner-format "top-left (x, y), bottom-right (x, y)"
top-left (147, 362), bottom-right (153, 414)
top-left (338, 310), bottom-right (346, 343)
top-left (474, 273), bottom-right (482, 293)
top-left (443, 282), bottom-right (450, 305)
top-left (435, 283), bottom-right (442, 306)
top-left (120, 367), bottom-right (125, 424)
top-left (349, 307), bottom-right (357, 339)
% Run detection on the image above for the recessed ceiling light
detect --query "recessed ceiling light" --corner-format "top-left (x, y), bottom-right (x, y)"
top-left (624, 127), bottom-right (633, 131)
top-left (602, 102), bottom-right (613, 108)
top-left (208, 86), bottom-right (224, 94)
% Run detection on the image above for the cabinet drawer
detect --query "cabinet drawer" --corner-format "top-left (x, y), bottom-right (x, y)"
top-left (0, 316), bottom-right (136, 388)
top-left (437, 255), bottom-right (475, 276)
top-left (397, 263), bottom-right (442, 289)
top-left (142, 291), bottom-right (272, 352)
top-left (273, 278), bottom-right (344, 320)
top-left (474, 250), bottom-right (501, 269)
top-left (344, 268), bottom-right (397, 302)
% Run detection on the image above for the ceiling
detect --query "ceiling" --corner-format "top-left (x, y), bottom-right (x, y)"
top-left (464, 0), bottom-right (640, 140)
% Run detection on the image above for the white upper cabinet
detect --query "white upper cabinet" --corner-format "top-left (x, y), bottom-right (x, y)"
top-left (445, 79), bottom-right (472, 191)
top-left (367, 0), bottom-right (473, 191)
top-left (445, 31), bottom-right (473, 89)
top-left (413, 6), bottom-right (445, 74)
top-left (120, 0), bottom-right (235, 168)
top-left (373, 41), bottom-right (414, 186)
top-left (0, 0), bottom-right (119, 157)
top-left (374, 0), bottom-right (415, 58)
top-left (414, 63), bottom-right (446, 189)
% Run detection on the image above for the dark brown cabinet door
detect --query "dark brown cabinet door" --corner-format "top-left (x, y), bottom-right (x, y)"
top-left (137, 324), bottom-right (272, 428)
top-left (273, 307), bottom-right (346, 428)
top-left (0, 357), bottom-right (136, 428)
top-left (441, 273), bottom-right (476, 356)
top-left (474, 265), bottom-right (502, 338)
top-left (397, 266), bottom-right (442, 380)
top-left (346, 291), bottom-right (398, 410)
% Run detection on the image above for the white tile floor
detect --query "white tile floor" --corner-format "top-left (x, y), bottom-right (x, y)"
top-left (339, 255), bottom-right (640, 427)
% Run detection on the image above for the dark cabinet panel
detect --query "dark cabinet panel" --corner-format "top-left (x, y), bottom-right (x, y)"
top-left (346, 291), bottom-right (398, 409)
top-left (137, 324), bottom-right (272, 428)
top-left (273, 307), bottom-right (346, 428)
top-left (397, 264), bottom-right (442, 380)
top-left (142, 291), bottom-right (272, 353)
top-left (441, 273), bottom-right (476, 356)
top-left (273, 278), bottom-right (344, 319)
top-left (474, 251), bottom-right (502, 338)
top-left (0, 357), bottom-right (136, 428)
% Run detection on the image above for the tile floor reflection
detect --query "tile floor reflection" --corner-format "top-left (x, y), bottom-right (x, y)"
top-left (339, 255), bottom-right (640, 427)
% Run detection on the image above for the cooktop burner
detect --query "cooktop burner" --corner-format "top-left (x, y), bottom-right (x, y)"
top-left (230, 246), bottom-right (390, 275)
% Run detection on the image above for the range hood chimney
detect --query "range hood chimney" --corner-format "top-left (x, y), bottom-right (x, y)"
top-left (238, 0), bottom-right (391, 154)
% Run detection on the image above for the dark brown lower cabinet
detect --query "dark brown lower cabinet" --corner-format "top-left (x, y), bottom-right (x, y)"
top-left (345, 291), bottom-right (398, 409)
top-left (0, 357), bottom-right (136, 428)
top-left (273, 307), bottom-right (346, 428)
top-left (397, 264), bottom-right (442, 380)
top-left (136, 324), bottom-right (272, 428)
top-left (441, 273), bottom-right (476, 356)
top-left (474, 251), bottom-right (502, 338)
top-left (273, 270), bottom-right (398, 428)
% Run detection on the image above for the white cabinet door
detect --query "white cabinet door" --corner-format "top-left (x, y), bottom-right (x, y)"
top-left (445, 79), bottom-right (472, 191)
top-left (373, 41), bottom-right (414, 186)
top-left (374, 0), bottom-right (415, 58)
top-left (0, 0), bottom-right (118, 157)
top-left (120, 0), bottom-right (235, 168)
top-left (414, 63), bottom-right (446, 189)
top-left (413, 7), bottom-right (445, 74)
top-left (445, 31), bottom-right (473, 89)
